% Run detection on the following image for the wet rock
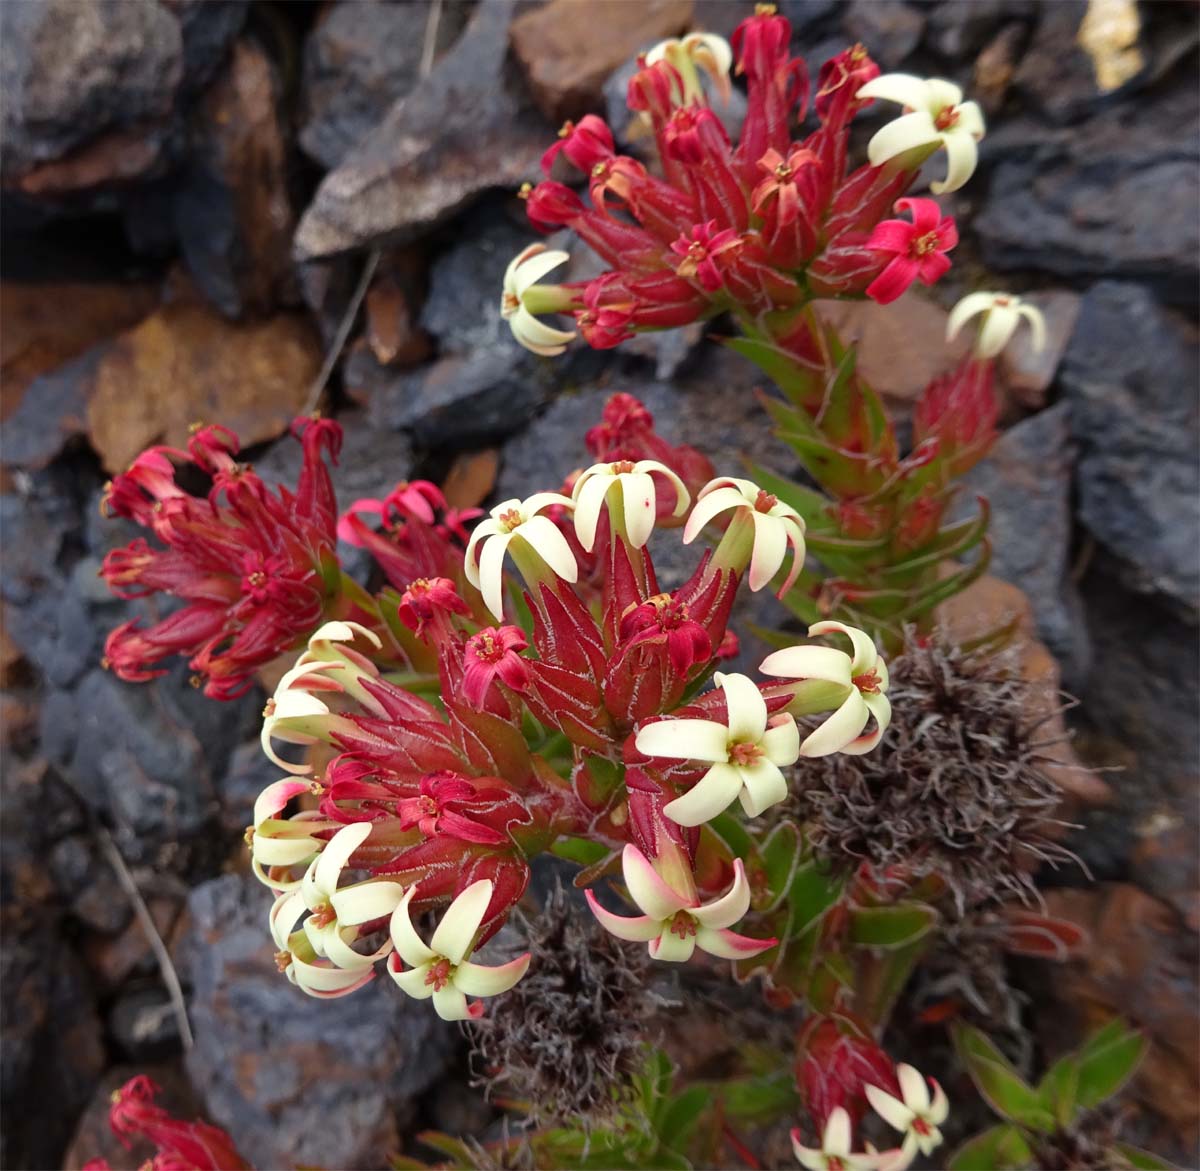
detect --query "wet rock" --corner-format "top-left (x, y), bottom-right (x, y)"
top-left (173, 39), bottom-right (296, 319)
top-left (510, 0), bottom-right (692, 124)
top-left (0, 0), bottom-right (182, 186)
top-left (299, 0), bottom-right (473, 169)
top-left (0, 279), bottom-right (159, 425)
top-left (996, 290), bottom-right (1081, 411)
top-left (86, 297), bottom-right (322, 473)
top-left (295, 0), bottom-right (551, 261)
top-left (958, 404), bottom-right (1089, 688)
top-left (1037, 885), bottom-right (1200, 1159)
top-left (183, 872), bottom-right (457, 1171)
top-left (926, 0), bottom-right (1033, 61)
top-left (1061, 282), bottom-right (1199, 610)
top-left (843, 0), bottom-right (924, 70)
top-left (976, 81), bottom-right (1199, 305)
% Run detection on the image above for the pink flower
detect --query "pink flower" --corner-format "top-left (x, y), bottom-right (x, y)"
top-left (670, 221), bottom-right (743, 292)
top-left (398, 577), bottom-right (470, 638)
top-left (397, 772), bottom-right (509, 846)
top-left (463, 626), bottom-right (531, 709)
top-left (865, 198), bottom-right (957, 305)
top-left (620, 594), bottom-right (712, 675)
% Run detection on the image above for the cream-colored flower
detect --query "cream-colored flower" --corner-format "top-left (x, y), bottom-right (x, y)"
top-left (645, 32), bottom-right (734, 104)
top-left (387, 880), bottom-right (530, 1021)
top-left (636, 671), bottom-right (799, 826)
top-left (271, 822), bottom-right (403, 998)
top-left (683, 476), bottom-right (806, 594)
top-left (501, 244), bottom-right (576, 356)
top-left (571, 459), bottom-right (689, 551)
top-left (758, 621), bottom-right (891, 757)
top-left (946, 291), bottom-right (1047, 360)
top-left (464, 493), bottom-right (578, 621)
top-left (857, 74), bottom-right (985, 194)
top-left (791, 1108), bottom-right (880, 1171)
top-left (248, 778), bottom-right (337, 891)
top-left (586, 843), bottom-right (774, 962)
top-left (866, 1064), bottom-right (949, 1162)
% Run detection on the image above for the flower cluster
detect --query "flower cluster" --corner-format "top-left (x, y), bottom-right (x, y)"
top-left (503, 8), bottom-right (988, 355)
top-left (239, 393), bottom-right (893, 1027)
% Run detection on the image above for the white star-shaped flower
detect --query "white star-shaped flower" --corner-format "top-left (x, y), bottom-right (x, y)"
top-left (947, 291), bottom-right (1047, 360)
top-left (501, 244), bottom-right (577, 356)
top-left (791, 1108), bottom-right (880, 1171)
top-left (866, 1064), bottom-right (950, 1161)
top-left (571, 459), bottom-right (690, 551)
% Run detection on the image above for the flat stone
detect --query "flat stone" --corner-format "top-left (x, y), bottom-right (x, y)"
top-left (182, 873), bottom-right (457, 1170)
top-left (294, 0), bottom-right (551, 261)
top-left (1061, 281), bottom-right (1199, 609)
top-left (510, 0), bottom-right (692, 124)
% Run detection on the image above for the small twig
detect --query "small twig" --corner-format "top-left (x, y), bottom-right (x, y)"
top-left (95, 824), bottom-right (195, 1052)
top-left (303, 247), bottom-right (382, 416)
top-left (419, 0), bottom-right (444, 79)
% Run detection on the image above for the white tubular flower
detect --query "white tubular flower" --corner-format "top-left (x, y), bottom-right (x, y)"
top-left (248, 778), bottom-right (337, 891)
top-left (271, 822), bottom-right (402, 997)
top-left (571, 459), bottom-right (690, 551)
top-left (791, 1108), bottom-right (879, 1171)
top-left (464, 493), bottom-right (578, 621)
top-left (501, 244), bottom-right (576, 357)
top-left (759, 621), bottom-right (891, 757)
top-left (683, 476), bottom-right (806, 594)
top-left (636, 671), bottom-right (800, 826)
top-left (585, 844), bottom-right (774, 962)
top-left (866, 1064), bottom-right (949, 1161)
top-left (261, 621), bottom-right (384, 774)
top-left (387, 879), bottom-right (531, 1021)
top-left (946, 291), bottom-right (1047, 360)
top-left (646, 32), bottom-right (734, 104)
top-left (857, 74), bottom-right (985, 194)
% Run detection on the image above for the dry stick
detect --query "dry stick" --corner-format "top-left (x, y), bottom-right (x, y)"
top-left (419, 0), bottom-right (443, 79)
top-left (95, 824), bottom-right (195, 1052)
top-left (302, 247), bottom-right (382, 417)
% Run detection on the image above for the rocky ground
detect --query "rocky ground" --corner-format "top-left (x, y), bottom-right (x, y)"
top-left (1, 2), bottom-right (1197, 1168)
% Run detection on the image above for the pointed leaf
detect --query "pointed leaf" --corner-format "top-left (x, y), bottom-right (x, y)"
top-left (953, 1024), bottom-right (1056, 1132)
top-left (849, 903), bottom-right (938, 949)
top-left (1110, 1142), bottom-right (1177, 1169)
top-left (948, 1125), bottom-right (1035, 1171)
top-left (1075, 1020), bottom-right (1147, 1109)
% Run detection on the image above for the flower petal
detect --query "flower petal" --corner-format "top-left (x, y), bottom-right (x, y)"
top-left (716, 671), bottom-right (768, 743)
top-left (433, 984), bottom-right (481, 1021)
top-left (648, 928), bottom-right (697, 962)
top-left (331, 879), bottom-right (405, 926)
top-left (736, 758), bottom-right (789, 817)
top-left (761, 716), bottom-right (801, 766)
top-left (430, 879), bottom-right (493, 964)
top-left (897, 1064), bottom-right (931, 1113)
top-left (585, 890), bottom-right (665, 941)
top-left (866, 1084), bottom-right (916, 1133)
top-left (622, 843), bottom-right (689, 918)
top-left (388, 957), bottom-right (435, 999)
top-left (747, 510), bottom-right (787, 591)
top-left (572, 472), bottom-right (612, 553)
top-left (866, 109), bottom-right (939, 167)
top-left (836, 691), bottom-right (892, 755)
top-left (807, 620), bottom-right (879, 677)
top-left (291, 955), bottom-right (375, 997)
top-left (516, 515), bottom-right (579, 584)
top-left (663, 761), bottom-right (744, 826)
top-left (825, 1107), bottom-right (853, 1157)
top-left (682, 485), bottom-right (746, 543)
top-left (463, 518), bottom-right (503, 589)
top-left (253, 779), bottom-right (312, 829)
top-left (512, 248), bottom-right (570, 295)
top-left (929, 1078), bottom-right (949, 1124)
top-left (636, 717), bottom-right (730, 763)
top-left (695, 925), bottom-right (775, 959)
top-left (800, 692), bottom-right (870, 757)
top-left (856, 73), bottom-right (933, 109)
top-left (453, 953), bottom-right (531, 997)
top-left (930, 127), bottom-right (977, 194)
top-left (1017, 303), bottom-right (1047, 353)
top-left (622, 472), bottom-right (658, 549)
top-left (477, 529), bottom-right (512, 621)
top-left (954, 98), bottom-right (985, 138)
top-left (946, 292), bottom-right (998, 343)
top-left (270, 890), bottom-right (307, 950)
top-left (692, 858), bottom-right (751, 929)
top-left (312, 820), bottom-right (372, 901)
top-left (512, 306), bottom-right (576, 355)
top-left (389, 888), bottom-right (436, 967)
top-left (759, 645), bottom-right (853, 686)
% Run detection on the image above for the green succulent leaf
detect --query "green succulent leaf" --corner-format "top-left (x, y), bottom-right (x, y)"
top-left (1110, 1142), bottom-right (1177, 1169)
top-left (947, 1125), bottom-right (1035, 1170)
top-left (1037, 1053), bottom-right (1080, 1128)
top-left (848, 902), bottom-right (939, 949)
top-left (1075, 1020), bottom-right (1147, 1109)
top-left (952, 1024), bottom-right (1056, 1132)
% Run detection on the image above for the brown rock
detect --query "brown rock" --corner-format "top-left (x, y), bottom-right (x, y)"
top-left (0, 280), bottom-right (159, 421)
top-left (815, 294), bottom-right (975, 411)
top-left (82, 895), bottom-right (185, 991)
top-left (86, 300), bottom-right (321, 473)
top-left (972, 22), bottom-right (1027, 114)
top-left (442, 448), bottom-right (500, 510)
top-left (174, 39), bottom-right (296, 318)
top-left (998, 290), bottom-right (1082, 409)
top-left (510, 0), bottom-right (693, 123)
top-left (365, 272), bottom-right (432, 368)
top-left (939, 573), bottom-right (1113, 813)
top-left (1040, 885), bottom-right (1200, 1151)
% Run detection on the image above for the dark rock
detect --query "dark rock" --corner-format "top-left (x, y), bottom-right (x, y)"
top-left (173, 0), bottom-right (249, 99)
top-left (172, 39), bottom-right (296, 318)
top-left (109, 984), bottom-right (182, 1061)
top-left (0, 0), bottom-right (182, 181)
top-left (1013, 0), bottom-right (1116, 125)
top-left (299, 0), bottom-right (473, 169)
top-left (183, 873), bottom-right (457, 1171)
top-left (926, 0), bottom-right (1033, 62)
top-left (50, 834), bottom-right (133, 935)
top-left (996, 290), bottom-right (1081, 411)
top-left (294, 0), bottom-right (552, 261)
top-left (1061, 282), bottom-right (1199, 609)
top-left (213, 739), bottom-right (270, 839)
top-left (509, 0), bottom-right (692, 124)
top-left (957, 404), bottom-right (1089, 687)
top-left (843, 0), bottom-right (924, 70)
top-left (970, 21), bottom-right (1028, 115)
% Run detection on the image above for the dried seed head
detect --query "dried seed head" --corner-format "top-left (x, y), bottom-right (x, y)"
top-left (791, 635), bottom-right (1074, 912)
top-left (469, 882), bottom-right (666, 1127)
